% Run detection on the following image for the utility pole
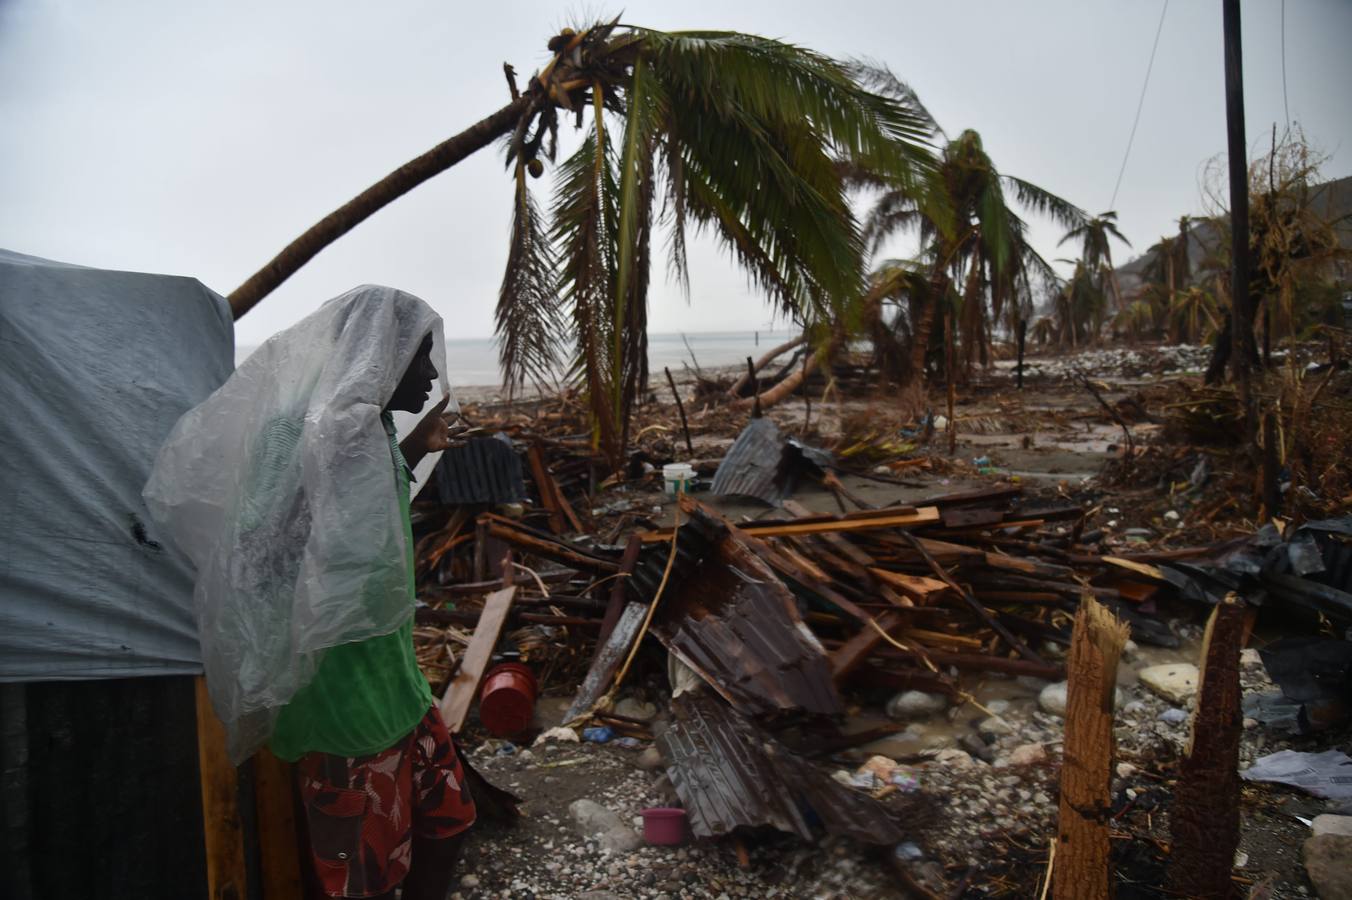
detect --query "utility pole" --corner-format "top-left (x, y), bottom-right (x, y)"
top-left (1223, 0), bottom-right (1255, 446)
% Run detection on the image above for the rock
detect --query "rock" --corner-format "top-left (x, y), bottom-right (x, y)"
top-left (1122, 699), bottom-right (1147, 715)
top-left (535, 726), bottom-right (580, 745)
top-left (1159, 707), bottom-right (1189, 725)
top-left (1240, 647), bottom-right (1263, 669)
top-left (636, 746), bottom-right (665, 771)
top-left (1040, 681), bottom-right (1127, 718)
top-left (1116, 762), bottom-right (1138, 778)
top-left (1139, 663), bottom-right (1200, 704)
top-left (569, 799), bottom-right (643, 853)
top-left (1313, 814), bottom-right (1352, 838)
top-left (1008, 743), bottom-right (1047, 766)
top-left (886, 690), bottom-right (950, 720)
top-left (1038, 682), bottom-right (1069, 716)
top-left (978, 716), bottom-right (1015, 738)
top-left (960, 733), bottom-right (996, 763)
top-left (858, 755), bottom-right (899, 782)
top-left (613, 697), bottom-right (658, 721)
top-left (986, 699), bottom-right (1011, 715)
top-left (460, 874), bottom-right (481, 888)
top-left (1303, 834), bottom-right (1352, 899)
top-left (932, 748), bottom-right (974, 768)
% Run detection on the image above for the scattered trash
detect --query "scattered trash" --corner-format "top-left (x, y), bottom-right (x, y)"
top-left (583, 726), bottom-right (616, 744)
top-left (640, 807), bottom-right (688, 846)
top-left (1241, 749), bottom-right (1352, 800)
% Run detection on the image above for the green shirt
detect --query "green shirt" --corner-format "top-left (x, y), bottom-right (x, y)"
top-left (270, 412), bottom-right (434, 761)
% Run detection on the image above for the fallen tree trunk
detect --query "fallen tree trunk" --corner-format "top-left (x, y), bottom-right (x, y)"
top-left (725, 335), bottom-right (807, 398)
top-left (731, 345), bottom-right (822, 412)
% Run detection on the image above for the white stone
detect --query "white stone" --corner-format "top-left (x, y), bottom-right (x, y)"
top-left (460, 875), bottom-right (480, 888)
top-left (1240, 647), bottom-right (1263, 668)
top-left (1139, 663), bottom-right (1200, 704)
top-left (1008, 743), bottom-right (1047, 766)
top-left (1116, 762), bottom-right (1138, 778)
top-left (886, 690), bottom-right (950, 720)
top-left (1312, 815), bottom-right (1352, 838)
top-left (568, 799), bottom-right (643, 853)
top-left (1038, 681), bottom-right (1069, 716)
top-left (613, 697), bottom-right (659, 721)
top-left (932, 748), bottom-right (975, 768)
top-left (978, 716), bottom-right (1015, 737)
top-left (1037, 681), bottom-right (1121, 716)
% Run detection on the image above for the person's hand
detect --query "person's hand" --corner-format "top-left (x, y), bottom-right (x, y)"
top-left (403, 397), bottom-right (461, 465)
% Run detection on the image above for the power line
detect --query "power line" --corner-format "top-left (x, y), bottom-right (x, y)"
top-left (1109, 0), bottom-right (1170, 211)
top-left (1281, 0), bottom-right (1290, 131)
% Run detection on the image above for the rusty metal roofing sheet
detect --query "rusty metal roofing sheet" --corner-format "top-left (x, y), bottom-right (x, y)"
top-left (434, 434), bottom-right (526, 505)
top-left (659, 693), bottom-right (904, 844)
top-left (710, 419), bottom-right (829, 506)
top-left (648, 509), bottom-right (842, 718)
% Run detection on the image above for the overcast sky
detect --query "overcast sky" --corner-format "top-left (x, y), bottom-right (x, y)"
top-left (2, 0), bottom-right (1349, 347)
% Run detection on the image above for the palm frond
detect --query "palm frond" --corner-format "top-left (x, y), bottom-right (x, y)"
top-left (1001, 175), bottom-right (1087, 231)
top-left (496, 164), bottom-right (564, 395)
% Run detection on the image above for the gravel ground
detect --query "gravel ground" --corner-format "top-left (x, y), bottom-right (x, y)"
top-left (444, 623), bottom-right (1350, 898)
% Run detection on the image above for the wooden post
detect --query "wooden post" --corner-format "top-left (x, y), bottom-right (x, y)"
top-left (194, 676), bottom-right (247, 900)
top-left (663, 367), bottom-right (694, 456)
top-left (1168, 594), bottom-right (1246, 898)
top-left (1054, 598), bottom-right (1130, 900)
top-left (253, 748), bottom-right (304, 900)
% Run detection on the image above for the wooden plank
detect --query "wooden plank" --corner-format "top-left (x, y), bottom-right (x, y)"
top-left (485, 522), bottom-right (619, 574)
top-left (194, 676), bottom-right (246, 900)
top-left (253, 747), bottom-right (304, 900)
top-left (637, 506), bottom-right (940, 542)
top-left (526, 442), bottom-right (567, 534)
top-left (829, 611), bottom-right (904, 680)
top-left (595, 534), bottom-right (642, 652)
top-left (868, 569), bottom-right (950, 604)
top-left (563, 601), bottom-right (648, 723)
top-left (439, 586), bottom-right (518, 732)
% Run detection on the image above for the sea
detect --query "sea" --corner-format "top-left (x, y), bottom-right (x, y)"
top-left (236, 329), bottom-right (798, 387)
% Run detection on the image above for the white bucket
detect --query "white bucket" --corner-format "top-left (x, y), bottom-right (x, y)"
top-left (662, 463), bottom-right (695, 495)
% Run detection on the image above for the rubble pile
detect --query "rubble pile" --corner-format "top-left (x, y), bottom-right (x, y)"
top-left (403, 382), bottom-right (1351, 896)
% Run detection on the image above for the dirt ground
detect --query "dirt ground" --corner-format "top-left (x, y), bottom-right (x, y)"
top-left (443, 344), bottom-right (1349, 898)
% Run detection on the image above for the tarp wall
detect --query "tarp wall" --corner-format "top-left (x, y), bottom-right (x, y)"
top-left (0, 249), bottom-right (233, 680)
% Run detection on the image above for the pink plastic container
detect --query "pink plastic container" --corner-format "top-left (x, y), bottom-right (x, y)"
top-left (478, 662), bottom-right (538, 737)
top-left (640, 807), bottom-right (688, 846)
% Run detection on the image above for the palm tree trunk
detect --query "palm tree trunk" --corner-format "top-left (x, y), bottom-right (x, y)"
top-left (908, 268), bottom-right (950, 384)
top-left (733, 347), bottom-right (821, 410)
top-left (228, 94), bottom-right (534, 319)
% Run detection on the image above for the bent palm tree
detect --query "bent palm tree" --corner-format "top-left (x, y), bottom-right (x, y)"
top-left (229, 21), bottom-right (935, 466)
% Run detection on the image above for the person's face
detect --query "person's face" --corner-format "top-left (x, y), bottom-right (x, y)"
top-left (387, 334), bottom-right (437, 413)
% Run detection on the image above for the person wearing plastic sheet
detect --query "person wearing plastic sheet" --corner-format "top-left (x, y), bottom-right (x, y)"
top-left (143, 288), bottom-right (475, 900)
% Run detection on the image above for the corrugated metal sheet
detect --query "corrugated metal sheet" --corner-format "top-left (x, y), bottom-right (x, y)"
top-left (659, 693), bottom-right (905, 844)
top-left (709, 419), bottom-right (831, 506)
top-left (434, 434), bottom-right (526, 505)
top-left (647, 508), bottom-right (842, 717)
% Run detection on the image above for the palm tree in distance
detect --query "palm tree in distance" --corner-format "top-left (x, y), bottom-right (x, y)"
top-left (228, 21), bottom-right (936, 465)
top-left (861, 128), bottom-right (1086, 383)
top-left (1059, 210), bottom-right (1131, 329)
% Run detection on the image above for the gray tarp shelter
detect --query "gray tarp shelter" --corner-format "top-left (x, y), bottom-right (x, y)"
top-left (0, 248), bottom-right (232, 679)
top-left (0, 249), bottom-right (233, 900)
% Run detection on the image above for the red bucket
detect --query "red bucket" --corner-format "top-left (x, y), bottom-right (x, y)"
top-left (478, 662), bottom-right (538, 737)
top-left (640, 807), bottom-right (688, 846)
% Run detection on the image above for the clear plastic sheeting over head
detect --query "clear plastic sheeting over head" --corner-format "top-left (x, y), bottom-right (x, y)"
top-left (144, 285), bottom-right (452, 761)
